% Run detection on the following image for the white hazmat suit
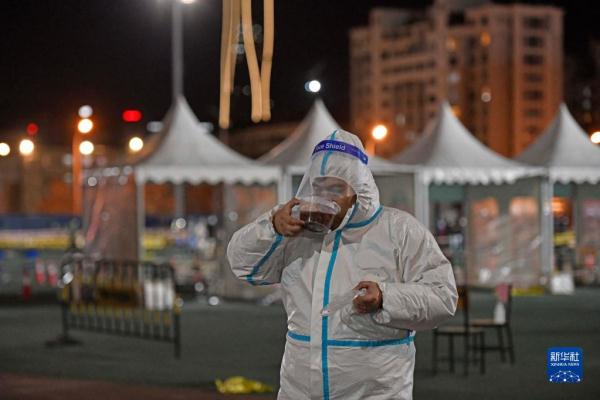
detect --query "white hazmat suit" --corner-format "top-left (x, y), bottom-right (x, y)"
top-left (227, 130), bottom-right (458, 399)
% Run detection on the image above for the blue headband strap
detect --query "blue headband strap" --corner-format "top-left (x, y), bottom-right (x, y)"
top-left (312, 140), bottom-right (369, 165)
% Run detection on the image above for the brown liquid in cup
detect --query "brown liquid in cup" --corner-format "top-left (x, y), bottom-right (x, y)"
top-left (300, 210), bottom-right (336, 232)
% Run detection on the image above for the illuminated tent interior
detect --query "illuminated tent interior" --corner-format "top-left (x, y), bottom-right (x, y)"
top-left (392, 102), bottom-right (548, 290)
top-left (516, 103), bottom-right (600, 284)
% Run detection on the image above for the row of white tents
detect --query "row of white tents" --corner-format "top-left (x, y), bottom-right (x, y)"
top-left (83, 96), bottom-right (600, 296)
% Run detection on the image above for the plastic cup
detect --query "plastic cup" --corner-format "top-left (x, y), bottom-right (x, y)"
top-left (297, 196), bottom-right (341, 233)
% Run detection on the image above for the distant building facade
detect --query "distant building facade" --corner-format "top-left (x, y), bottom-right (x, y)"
top-left (350, 0), bottom-right (563, 157)
top-left (565, 39), bottom-right (600, 135)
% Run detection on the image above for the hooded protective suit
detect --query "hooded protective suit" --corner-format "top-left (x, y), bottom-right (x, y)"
top-left (227, 130), bottom-right (458, 400)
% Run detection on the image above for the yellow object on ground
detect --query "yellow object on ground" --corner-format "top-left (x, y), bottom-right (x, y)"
top-left (215, 376), bottom-right (274, 394)
top-left (512, 285), bottom-right (546, 296)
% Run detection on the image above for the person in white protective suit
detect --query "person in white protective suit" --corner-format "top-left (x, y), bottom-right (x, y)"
top-left (227, 129), bottom-right (458, 400)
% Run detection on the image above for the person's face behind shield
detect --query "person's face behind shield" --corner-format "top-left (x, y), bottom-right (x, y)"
top-left (311, 176), bottom-right (357, 230)
top-left (292, 130), bottom-right (379, 235)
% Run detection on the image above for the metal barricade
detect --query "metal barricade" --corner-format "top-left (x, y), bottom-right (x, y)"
top-left (56, 254), bottom-right (181, 358)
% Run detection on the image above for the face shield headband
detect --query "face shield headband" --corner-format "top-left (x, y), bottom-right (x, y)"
top-left (311, 140), bottom-right (369, 166)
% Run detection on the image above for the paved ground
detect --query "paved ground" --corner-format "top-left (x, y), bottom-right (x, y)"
top-left (1, 288), bottom-right (599, 399)
top-left (0, 374), bottom-right (271, 400)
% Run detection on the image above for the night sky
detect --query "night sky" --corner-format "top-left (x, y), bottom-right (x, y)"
top-left (0, 0), bottom-right (598, 146)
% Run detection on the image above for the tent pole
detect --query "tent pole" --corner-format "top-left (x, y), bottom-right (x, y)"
top-left (540, 176), bottom-right (554, 285)
top-left (572, 183), bottom-right (581, 268)
top-left (136, 178), bottom-right (145, 261)
top-left (414, 170), bottom-right (429, 229)
top-left (174, 183), bottom-right (186, 218)
top-left (279, 169), bottom-right (290, 203)
top-left (463, 185), bottom-right (471, 287)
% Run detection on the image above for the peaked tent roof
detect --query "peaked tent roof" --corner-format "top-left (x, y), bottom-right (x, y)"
top-left (392, 102), bottom-right (540, 185)
top-left (134, 96), bottom-right (279, 185)
top-left (516, 103), bottom-right (600, 184)
top-left (260, 98), bottom-right (407, 172)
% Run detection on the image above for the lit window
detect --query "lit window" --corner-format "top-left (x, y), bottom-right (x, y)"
top-left (480, 32), bottom-right (491, 47)
top-left (446, 38), bottom-right (457, 51)
top-left (452, 105), bottom-right (462, 117)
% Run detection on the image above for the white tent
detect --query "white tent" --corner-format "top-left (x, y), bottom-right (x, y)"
top-left (261, 99), bottom-right (417, 213)
top-left (84, 97), bottom-right (280, 300)
top-left (392, 102), bottom-right (550, 289)
top-left (136, 96), bottom-right (279, 185)
top-left (516, 103), bottom-right (600, 282)
top-left (393, 102), bottom-right (540, 187)
top-left (516, 103), bottom-right (600, 184)
top-left (134, 96), bottom-right (279, 247)
top-left (261, 99), bottom-right (403, 170)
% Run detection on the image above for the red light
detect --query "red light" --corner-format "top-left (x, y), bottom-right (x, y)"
top-left (122, 109), bottom-right (142, 123)
top-left (26, 123), bottom-right (39, 136)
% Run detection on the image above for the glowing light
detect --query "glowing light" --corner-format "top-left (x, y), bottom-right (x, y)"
top-left (128, 136), bottom-right (144, 152)
top-left (372, 124), bottom-right (388, 141)
top-left (551, 198), bottom-right (568, 215)
top-left (78, 118), bottom-right (94, 134)
top-left (87, 177), bottom-right (98, 187)
top-left (78, 105), bottom-right (93, 118)
top-left (451, 105), bottom-right (462, 117)
top-left (79, 140), bottom-right (94, 155)
top-left (481, 89), bottom-right (492, 102)
top-left (0, 143), bottom-right (10, 156)
top-left (26, 123), bottom-right (39, 136)
top-left (19, 139), bottom-right (34, 156)
top-left (446, 38), bottom-right (457, 51)
top-left (122, 109), bottom-right (143, 123)
top-left (480, 32), bottom-right (491, 47)
top-left (174, 218), bottom-right (187, 230)
top-left (591, 131), bottom-right (600, 144)
top-left (181, 0), bottom-right (196, 3)
top-left (146, 121), bottom-right (163, 133)
top-left (305, 80), bottom-right (321, 93)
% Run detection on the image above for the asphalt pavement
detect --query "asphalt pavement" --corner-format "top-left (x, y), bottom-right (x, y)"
top-left (1, 288), bottom-right (599, 399)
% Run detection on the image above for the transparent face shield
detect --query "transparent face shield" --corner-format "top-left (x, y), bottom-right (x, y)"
top-left (294, 134), bottom-right (372, 233)
top-left (294, 177), bottom-right (355, 233)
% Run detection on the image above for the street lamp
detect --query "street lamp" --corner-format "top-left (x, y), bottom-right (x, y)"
top-left (372, 124), bottom-right (388, 141)
top-left (128, 137), bottom-right (144, 153)
top-left (78, 105), bottom-right (93, 118)
top-left (591, 131), bottom-right (600, 144)
top-left (73, 108), bottom-right (95, 215)
top-left (19, 139), bottom-right (35, 156)
top-left (367, 124), bottom-right (388, 156)
top-left (77, 118), bottom-right (94, 134)
top-left (0, 143), bottom-right (10, 156)
top-left (79, 140), bottom-right (94, 155)
top-left (305, 80), bottom-right (321, 93)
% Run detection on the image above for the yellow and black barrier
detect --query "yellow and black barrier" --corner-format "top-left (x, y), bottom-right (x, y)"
top-left (53, 254), bottom-right (181, 358)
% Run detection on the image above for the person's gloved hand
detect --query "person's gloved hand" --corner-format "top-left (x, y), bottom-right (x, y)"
top-left (353, 281), bottom-right (383, 313)
top-left (272, 198), bottom-right (305, 237)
